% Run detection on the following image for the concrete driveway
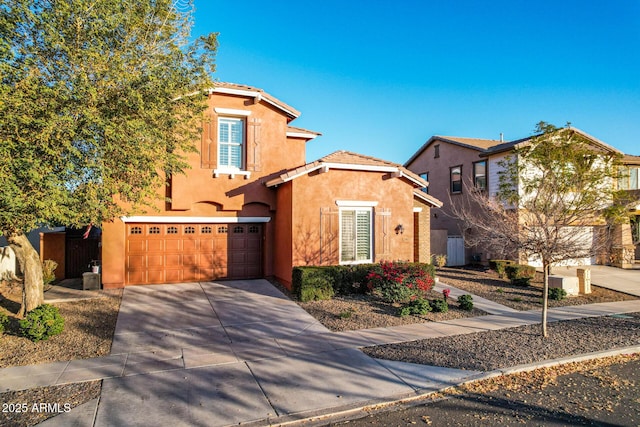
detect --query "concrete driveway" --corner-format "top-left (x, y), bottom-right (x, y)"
top-left (91, 279), bottom-right (476, 426)
top-left (551, 264), bottom-right (640, 297)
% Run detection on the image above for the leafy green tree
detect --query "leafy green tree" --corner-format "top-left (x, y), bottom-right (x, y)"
top-left (0, 0), bottom-right (217, 315)
top-left (453, 122), bottom-right (628, 336)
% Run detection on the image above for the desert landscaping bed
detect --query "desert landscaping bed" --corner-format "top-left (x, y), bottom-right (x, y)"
top-left (298, 290), bottom-right (487, 332)
top-left (363, 312), bottom-right (640, 371)
top-left (294, 267), bottom-right (638, 333)
top-left (435, 267), bottom-right (637, 311)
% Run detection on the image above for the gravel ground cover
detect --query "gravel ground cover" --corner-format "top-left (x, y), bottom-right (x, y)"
top-left (435, 267), bottom-right (636, 311)
top-left (298, 289), bottom-right (487, 332)
top-left (0, 280), bottom-right (121, 427)
top-left (363, 312), bottom-right (640, 371)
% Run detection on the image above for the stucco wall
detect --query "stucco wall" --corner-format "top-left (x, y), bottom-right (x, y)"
top-left (406, 141), bottom-right (485, 238)
top-left (281, 169), bottom-right (417, 285)
top-left (100, 90), bottom-right (307, 288)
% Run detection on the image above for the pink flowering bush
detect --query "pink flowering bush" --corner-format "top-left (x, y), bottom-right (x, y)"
top-left (366, 261), bottom-right (435, 303)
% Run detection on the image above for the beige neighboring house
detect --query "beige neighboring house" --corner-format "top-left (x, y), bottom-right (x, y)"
top-left (405, 128), bottom-right (639, 268)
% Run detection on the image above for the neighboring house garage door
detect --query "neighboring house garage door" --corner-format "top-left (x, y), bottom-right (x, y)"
top-left (125, 223), bottom-right (262, 285)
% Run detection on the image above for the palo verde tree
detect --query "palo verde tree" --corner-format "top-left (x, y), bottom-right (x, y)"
top-left (452, 122), bottom-right (628, 337)
top-left (0, 0), bottom-right (217, 316)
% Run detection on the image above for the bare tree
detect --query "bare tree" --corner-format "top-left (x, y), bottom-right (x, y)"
top-left (452, 123), bottom-right (628, 337)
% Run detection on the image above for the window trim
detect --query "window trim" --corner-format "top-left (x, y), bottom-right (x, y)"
top-left (473, 160), bottom-right (487, 190)
top-left (450, 165), bottom-right (463, 194)
top-left (339, 207), bottom-right (373, 265)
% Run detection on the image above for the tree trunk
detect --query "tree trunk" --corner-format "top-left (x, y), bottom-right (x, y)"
top-left (541, 262), bottom-right (550, 337)
top-left (6, 231), bottom-right (44, 317)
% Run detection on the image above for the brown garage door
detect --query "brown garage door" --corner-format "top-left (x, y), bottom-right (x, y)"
top-left (125, 223), bottom-right (263, 285)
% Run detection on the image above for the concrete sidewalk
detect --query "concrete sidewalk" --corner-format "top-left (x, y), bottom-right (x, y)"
top-left (0, 279), bottom-right (637, 427)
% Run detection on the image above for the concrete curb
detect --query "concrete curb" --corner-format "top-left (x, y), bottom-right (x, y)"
top-left (257, 344), bottom-right (640, 427)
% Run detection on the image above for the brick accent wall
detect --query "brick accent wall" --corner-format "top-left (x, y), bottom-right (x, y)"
top-left (413, 200), bottom-right (431, 263)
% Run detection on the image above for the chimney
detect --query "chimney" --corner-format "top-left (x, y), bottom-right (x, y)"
top-left (500, 132), bottom-right (504, 143)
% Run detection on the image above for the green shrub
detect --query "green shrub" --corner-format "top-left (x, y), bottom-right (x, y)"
top-left (19, 304), bottom-right (64, 342)
top-left (42, 259), bottom-right (58, 287)
top-left (548, 287), bottom-right (567, 300)
top-left (367, 261), bottom-right (435, 303)
top-left (299, 276), bottom-right (335, 302)
top-left (398, 297), bottom-right (432, 317)
top-left (489, 259), bottom-right (515, 278)
top-left (505, 264), bottom-right (536, 286)
top-left (292, 265), bottom-right (375, 299)
top-left (0, 312), bottom-right (9, 334)
top-left (430, 298), bottom-right (449, 313)
top-left (457, 294), bottom-right (474, 311)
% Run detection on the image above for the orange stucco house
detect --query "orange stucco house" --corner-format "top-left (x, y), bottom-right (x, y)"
top-left (97, 83), bottom-right (441, 289)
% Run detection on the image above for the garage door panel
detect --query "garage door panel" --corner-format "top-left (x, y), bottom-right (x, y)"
top-left (147, 240), bottom-right (164, 252)
top-left (128, 240), bottom-right (147, 253)
top-left (183, 254), bottom-right (197, 266)
top-left (199, 239), bottom-right (215, 252)
top-left (165, 240), bottom-right (181, 252)
top-left (127, 255), bottom-right (146, 268)
top-left (164, 270), bottom-right (182, 283)
top-left (183, 239), bottom-right (198, 252)
top-left (148, 270), bottom-right (165, 284)
top-left (125, 222), bottom-right (263, 285)
top-left (147, 255), bottom-right (164, 268)
top-left (165, 254), bottom-right (182, 267)
top-left (127, 270), bottom-right (146, 285)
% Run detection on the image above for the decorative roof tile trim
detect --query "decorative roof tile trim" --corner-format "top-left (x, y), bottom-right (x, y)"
top-left (265, 150), bottom-right (428, 188)
top-left (286, 127), bottom-right (321, 140)
top-left (413, 190), bottom-right (443, 208)
top-left (209, 82), bottom-right (301, 120)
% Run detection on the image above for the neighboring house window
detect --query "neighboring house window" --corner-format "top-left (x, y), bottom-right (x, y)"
top-left (340, 208), bottom-right (372, 263)
top-left (473, 161), bottom-right (487, 190)
top-left (619, 166), bottom-right (639, 190)
top-left (450, 165), bottom-right (462, 193)
top-left (218, 117), bottom-right (244, 169)
top-left (434, 144), bottom-right (440, 158)
top-left (420, 172), bottom-right (429, 194)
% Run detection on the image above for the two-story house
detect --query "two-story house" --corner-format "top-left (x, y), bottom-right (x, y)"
top-left (77, 83), bottom-right (441, 289)
top-left (405, 128), bottom-right (638, 268)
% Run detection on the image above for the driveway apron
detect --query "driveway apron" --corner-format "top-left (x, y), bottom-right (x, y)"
top-left (94, 279), bottom-right (459, 426)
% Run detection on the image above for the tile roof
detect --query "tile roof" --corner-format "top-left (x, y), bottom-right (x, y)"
top-left (287, 125), bottom-right (322, 136)
top-left (265, 150), bottom-right (430, 191)
top-left (211, 82), bottom-right (301, 120)
top-left (436, 136), bottom-right (502, 150)
top-left (623, 154), bottom-right (640, 165)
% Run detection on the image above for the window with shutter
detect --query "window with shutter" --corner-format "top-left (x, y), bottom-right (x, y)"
top-left (340, 208), bottom-right (372, 263)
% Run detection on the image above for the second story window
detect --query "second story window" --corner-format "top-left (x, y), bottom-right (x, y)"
top-left (434, 144), bottom-right (440, 158)
top-left (450, 165), bottom-right (462, 194)
top-left (473, 161), bottom-right (487, 190)
top-left (619, 166), bottom-right (639, 190)
top-left (420, 172), bottom-right (429, 194)
top-left (218, 117), bottom-right (244, 169)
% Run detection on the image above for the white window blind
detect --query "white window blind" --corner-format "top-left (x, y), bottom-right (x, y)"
top-left (340, 208), bottom-right (372, 263)
top-left (218, 117), bottom-right (244, 169)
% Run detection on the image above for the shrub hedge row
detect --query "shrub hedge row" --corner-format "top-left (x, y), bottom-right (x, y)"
top-left (292, 263), bottom-right (436, 302)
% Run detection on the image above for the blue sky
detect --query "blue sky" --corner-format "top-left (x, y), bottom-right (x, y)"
top-left (192, 0), bottom-right (640, 164)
